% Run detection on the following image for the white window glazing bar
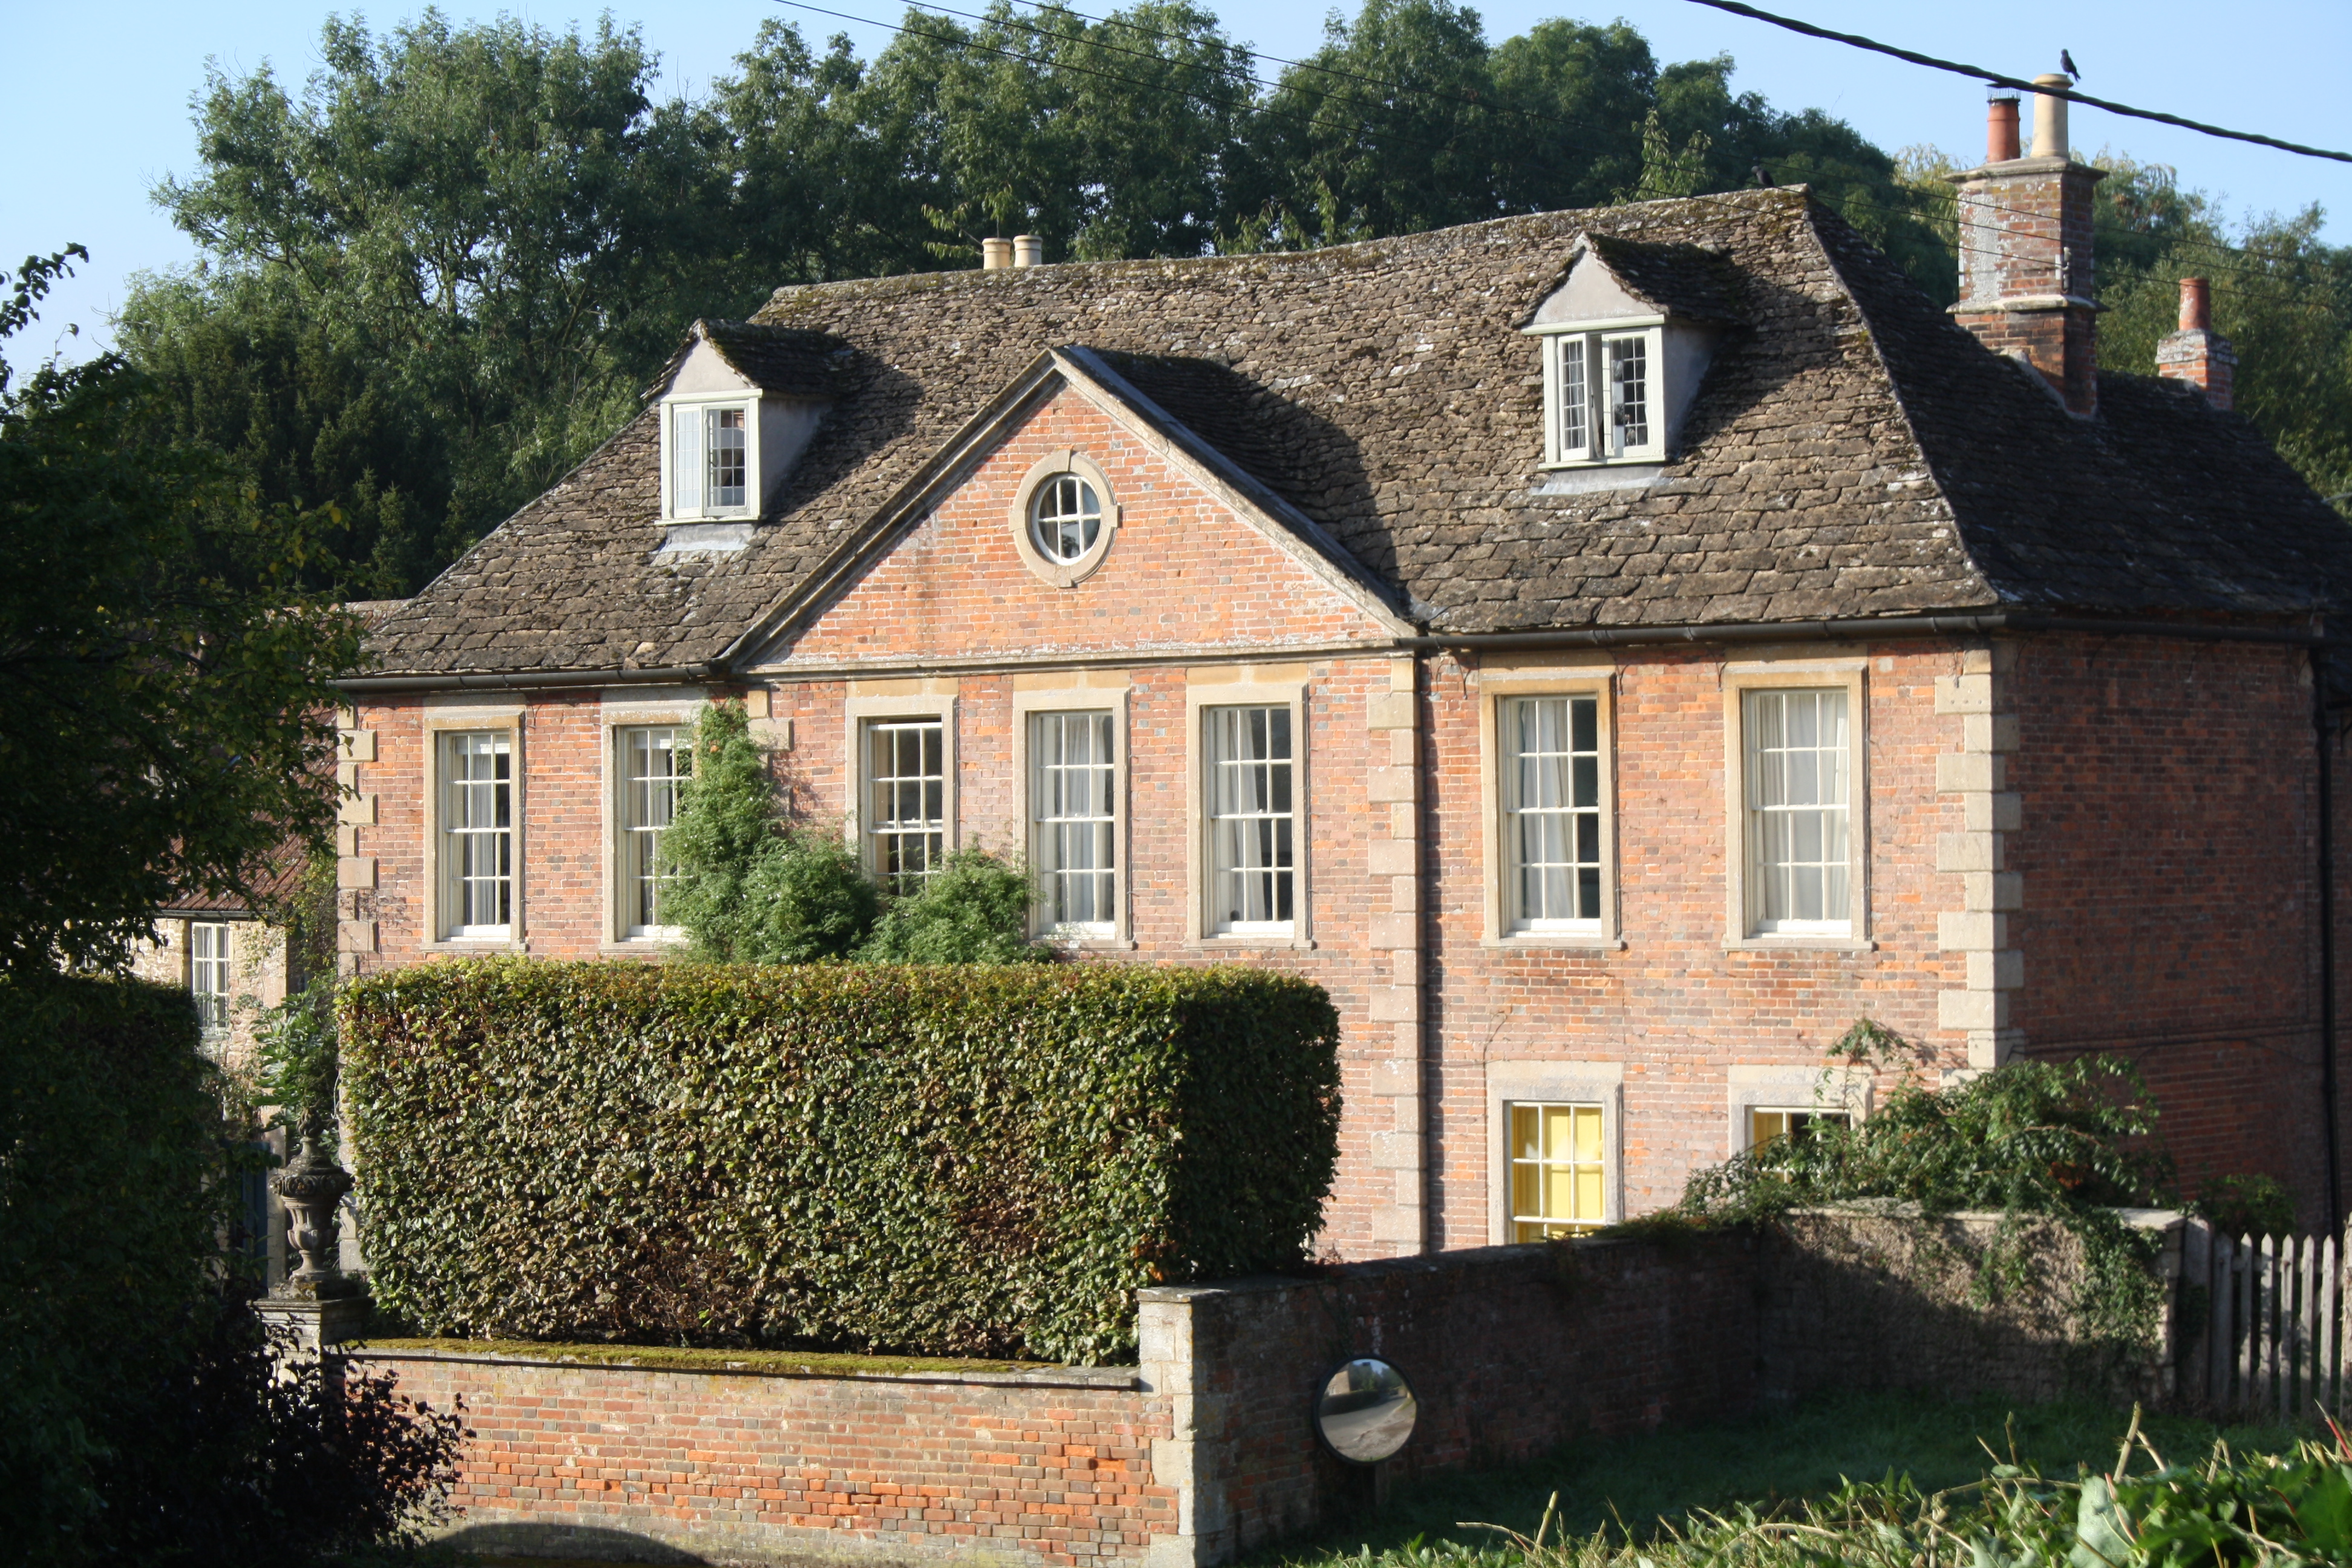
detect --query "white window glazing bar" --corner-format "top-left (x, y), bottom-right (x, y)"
top-left (442, 731), bottom-right (514, 938)
top-left (1506, 695), bottom-right (1602, 930)
top-left (1031, 711), bottom-right (1116, 935)
top-left (867, 718), bottom-right (946, 892)
top-left (190, 922), bottom-right (230, 1031)
top-left (1745, 688), bottom-right (1851, 932)
top-left (1207, 704), bottom-right (1295, 933)
top-left (622, 726), bottom-right (692, 936)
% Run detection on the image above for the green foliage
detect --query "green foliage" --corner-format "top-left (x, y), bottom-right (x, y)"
top-left (0, 250), bottom-right (359, 975)
top-left (1365, 1413), bottom-right (2352, 1567)
top-left (0, 976), bottom-right (222, 1550)
top-left (2195, 1172), bottom-right (2299, 1243)
top-left (341, 959), bottom-right (1342, 1362)
top-left (1680, 1031), bottom-right (2177, 1356)
top-left (662, 702), bottom-right (1044, 964)
top-left (859, 845), bottom-right (1049, 965)
top-left (660, 700), bottom-right (880, 962)
top-left (252, 974), bottom-right (341, 1152)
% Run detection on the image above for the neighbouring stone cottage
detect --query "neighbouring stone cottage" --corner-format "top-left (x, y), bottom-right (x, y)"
top-left (335, 77), bottom-right (2352, 1255)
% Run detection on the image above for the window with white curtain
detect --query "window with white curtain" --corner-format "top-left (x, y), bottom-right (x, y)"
top-left (619, 725), bottom-right (693, 938)
top-left (669, 402), bottom-right (752, 517)
top-left (189, 922), bottom-right (230, 1031)
top-left (1503, 694), bottom-right (1602, 932)
top-left (865, 717), bottom-right (946, 892)
top-left (1206, 705), bottom-right (1295, 935)
top-left (1543, 326), bottom-right (1664, 465)
top-left (1030, 711), bottom-right (1116, 936)
top-left (1743, 688), bottom-right (1851, 933)
top-left (440, 731), bottom-right (514, 939)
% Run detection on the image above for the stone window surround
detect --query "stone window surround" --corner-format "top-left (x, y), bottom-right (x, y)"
top-left (1723, 1062), bottom-right (1875, 1158)
top-left (1010, 675), bottom-right (1134, 949)
top-left (1009, 448), bottom-right (1122, 589)
top-left (1485, 1059), bottom-right (1625, 1244)
top-left (599, 690), bottom-right (704, 953)
top-left (1475, 655), bottom-right (1620, 949)
top-left (1719, 658), bottom-right (1873, 952)
top-left (1184, 664), bottom-right (1315, 951)
top-left (842, 681), bottom-right (961, 883)
top-left (418, 702), bottom-right (528, 953)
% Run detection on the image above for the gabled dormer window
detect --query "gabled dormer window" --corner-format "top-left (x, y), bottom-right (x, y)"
top-left (1521, 233), bottom-right (1735, 471)
top-left (1540, 322), bottom-right (1666, 465)
top-left (665, 397), bottom-right (757, 520)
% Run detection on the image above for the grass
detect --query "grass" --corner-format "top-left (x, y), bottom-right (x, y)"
top-left (344, 1336), bottom-right (1050, 1377)
top-left (1249, 1390), bottom-right (2302, 1567)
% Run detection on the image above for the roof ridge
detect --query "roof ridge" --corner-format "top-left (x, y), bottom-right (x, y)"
top-left (751, 188), bottom-right (1814, 321)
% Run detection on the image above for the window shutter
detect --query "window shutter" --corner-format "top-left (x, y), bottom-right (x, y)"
top-left (672, 405), bottom-right (705, 515)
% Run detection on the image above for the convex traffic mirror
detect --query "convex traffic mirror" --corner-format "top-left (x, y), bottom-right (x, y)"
top-left (1313, 1357), bottom-right (1417, 1464)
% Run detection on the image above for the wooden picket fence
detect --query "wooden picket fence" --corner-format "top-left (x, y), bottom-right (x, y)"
top-left (2181, 1221), bottom-right (2352, 1419)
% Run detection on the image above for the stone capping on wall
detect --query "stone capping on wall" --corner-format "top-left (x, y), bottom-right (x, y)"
top-left (346, 1345), bottom-right (1142, 1390)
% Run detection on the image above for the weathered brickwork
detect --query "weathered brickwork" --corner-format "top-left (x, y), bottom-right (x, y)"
top-left (2007, 634), bottom-right (2335, 1222)
top-left (356, 1356), bottom-right (1172, 1566)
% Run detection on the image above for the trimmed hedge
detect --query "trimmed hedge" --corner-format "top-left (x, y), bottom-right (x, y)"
top-left (0, 975), bottom-right (220, 1552)
top-left (341, 959), bottom-right (1341, 1363)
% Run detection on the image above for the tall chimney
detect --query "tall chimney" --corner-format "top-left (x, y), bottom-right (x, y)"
top-left (1012, 235), bottom-right (1044, 268)
top-left (981, 237), bottom-right (1013, 270)
top-left (2155, 276), bottom-right (2237, 411)
top-left (1947, 73), bottom-right (2105, 417)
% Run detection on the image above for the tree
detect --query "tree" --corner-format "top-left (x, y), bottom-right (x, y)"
top-left (145, 13), bottom-right (736, 586)
top-left (0, 248), bottom-right (359, 975)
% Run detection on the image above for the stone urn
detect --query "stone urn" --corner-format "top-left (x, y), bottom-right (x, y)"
top-left (269, 1119), bottom-right (359, 1302)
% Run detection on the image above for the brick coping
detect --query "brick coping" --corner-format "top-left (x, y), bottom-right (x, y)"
top-left (340, 1345), bottom-right (1140, 1390)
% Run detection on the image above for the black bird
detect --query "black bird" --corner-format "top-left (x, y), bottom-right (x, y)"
top-left (2060, 49), bottom-right (2081, 82)
top-left (1752, 162), bottom-right (1776, 188)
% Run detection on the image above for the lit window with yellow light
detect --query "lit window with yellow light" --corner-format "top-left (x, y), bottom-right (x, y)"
top-left (1509, 1102), bottom-right (1606, 1240)
top-left (1748, 1106), bottom-right (1852, 1150)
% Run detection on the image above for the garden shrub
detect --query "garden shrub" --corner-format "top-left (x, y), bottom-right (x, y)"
top-left (858, 845), bottom-right (1049, 964)
top-left (0, 973), bottom-right (463, 1565)
top-left (1677, 1028), bottom-right (2178, 1364)
top-left (342, 959), bottom-right (1342, 1363)
top-left (0, 975), bottom-right (221, 1553)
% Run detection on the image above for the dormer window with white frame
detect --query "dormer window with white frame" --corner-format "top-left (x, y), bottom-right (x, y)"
top-left (1521, 233), bottom-right (1733, 471)
top-left (652, 319), bottom-right (836, 539)
top-left (1541, 322), bottom-right (1667, 466)
top-left (665, 397), bottom-right (756, 520)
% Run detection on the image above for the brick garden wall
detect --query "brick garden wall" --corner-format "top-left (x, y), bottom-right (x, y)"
top-left (351, 1213), bottom-right (2189, 1566)
top-left (352, 1354), bottom-right (1172, 1566)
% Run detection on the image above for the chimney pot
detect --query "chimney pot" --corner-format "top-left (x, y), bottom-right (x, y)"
top-left (1986, 90), bottom-right (2022, 163)
top-left (1012, 235), bottom-right (1044, 269)
top-left (2178, 276), bottom-right (2212, 332)
top-left (982, 237), bottom-right (1013, 271)
top-left (2030, 72), bottom-right (2071, 159)
top-left (2157, 276), bottom-right (2236, 411)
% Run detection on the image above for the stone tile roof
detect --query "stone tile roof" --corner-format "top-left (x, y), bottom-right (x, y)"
top-left (644, 318), bottom-right (852, 401)
top-left (359, 188), bottom-right (2352, 678)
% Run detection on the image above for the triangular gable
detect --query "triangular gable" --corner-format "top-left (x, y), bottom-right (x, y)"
top-left (1520, 232), bottom-right (1743, 330)
top-left (731, 348), bottom-right (1415, 666)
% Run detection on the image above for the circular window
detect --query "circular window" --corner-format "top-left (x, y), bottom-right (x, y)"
top-left (1031, 474), bottom-right (1103, 563)
top-left (1010, 448), bottom-right (1120, 588)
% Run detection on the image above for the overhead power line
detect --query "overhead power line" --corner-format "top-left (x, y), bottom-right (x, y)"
top-left (1679, 0), bottom-right (2352, 165)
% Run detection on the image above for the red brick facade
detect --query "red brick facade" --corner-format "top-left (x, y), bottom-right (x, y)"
top-left (342, 377), bottom-right (2348, 1252)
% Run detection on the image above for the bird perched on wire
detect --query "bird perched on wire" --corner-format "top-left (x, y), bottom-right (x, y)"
top-left (2060, 49), bottom-right (2081, 82)
top-left (1752, 162), bottom-right (1777, 188)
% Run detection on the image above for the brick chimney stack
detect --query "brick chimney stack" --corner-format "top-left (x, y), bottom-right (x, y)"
top-left (1947, 76), bottom-right (2106, 416)
top-left (2155, 276), bottom-right (2236, 411)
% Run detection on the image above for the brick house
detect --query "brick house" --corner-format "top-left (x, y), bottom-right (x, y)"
top-left (338, 80), bottom-right (2352, 1252)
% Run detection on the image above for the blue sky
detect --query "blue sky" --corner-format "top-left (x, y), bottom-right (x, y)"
top-left (7, 0), bottom-right (2348, 362)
